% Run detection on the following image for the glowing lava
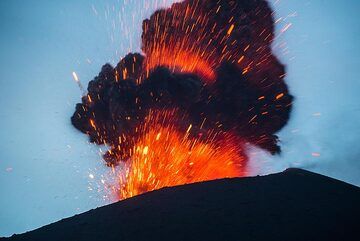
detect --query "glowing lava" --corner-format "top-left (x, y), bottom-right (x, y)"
top-left (119, 110), bottom-right (246, 199)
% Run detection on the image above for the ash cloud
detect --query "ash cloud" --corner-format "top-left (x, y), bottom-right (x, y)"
top-left (71, 0), bottom-right (293, 165)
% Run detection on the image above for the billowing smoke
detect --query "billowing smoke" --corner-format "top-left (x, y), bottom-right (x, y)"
top-left (71, 0), bottom-right (293, 167)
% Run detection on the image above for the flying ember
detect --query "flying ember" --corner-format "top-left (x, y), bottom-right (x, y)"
top-left (118, 109), bottom-right (246, 199)
top-left (72, 0), bottom-right (293, 200)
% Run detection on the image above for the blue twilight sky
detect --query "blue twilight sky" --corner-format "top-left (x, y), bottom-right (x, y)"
top-left (0, 0), bottom-right (359, 237)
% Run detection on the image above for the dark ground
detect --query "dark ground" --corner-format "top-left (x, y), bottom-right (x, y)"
top-left (3, 168), bottom-right (360, 241)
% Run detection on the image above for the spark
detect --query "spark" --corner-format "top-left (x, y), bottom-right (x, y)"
top-left (281, 23), bottom-right (292, 33)
top-left (72, 71), bottom-right (85, 95)
top-left (227, 24), bottom-right (235, 35)
top-left (276, 93), bottom-right (285, 100)
top-left (72, 72), bottom-right (79, 82)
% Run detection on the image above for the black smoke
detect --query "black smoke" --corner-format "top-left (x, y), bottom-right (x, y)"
top-left (71, 0), bottom-right (293, 165)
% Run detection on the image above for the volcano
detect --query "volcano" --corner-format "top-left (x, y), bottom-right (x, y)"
top-left (3, 169), bottom-right (360, 241)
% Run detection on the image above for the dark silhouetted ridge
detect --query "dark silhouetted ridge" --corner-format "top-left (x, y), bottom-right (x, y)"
top-left (3, 169), bottom-right (360, 241)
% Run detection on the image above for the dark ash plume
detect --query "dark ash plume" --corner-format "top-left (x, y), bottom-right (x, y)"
top-left (72, 0), bottom-right (293, 165)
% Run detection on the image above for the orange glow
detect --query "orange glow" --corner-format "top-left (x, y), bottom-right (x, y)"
top-left (140, 1), bottom-right (276, 85)
top-left (276, 93), bottom-right (285, 100)
top-left (144, 49), bottom-right (216, 81)
top-left (118, 110), bottom-right (246, 200)
top-left (227, 24), bottom-right (235, 35)
top-left (89, 119), bottom-right (96, 130)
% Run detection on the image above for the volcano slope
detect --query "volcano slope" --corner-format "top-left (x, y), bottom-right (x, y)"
top-left (3, 168), bottom-right (360, 241)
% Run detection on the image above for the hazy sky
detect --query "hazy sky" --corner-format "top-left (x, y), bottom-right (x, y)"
top-left (0, 0), bottom-right (359, 237)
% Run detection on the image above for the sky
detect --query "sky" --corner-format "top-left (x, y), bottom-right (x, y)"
top-left (0, 0), bottom-right (359, 237)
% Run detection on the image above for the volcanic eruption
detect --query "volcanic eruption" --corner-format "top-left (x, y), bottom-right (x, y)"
top-left (71, 0), bottom-right (293, 200)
